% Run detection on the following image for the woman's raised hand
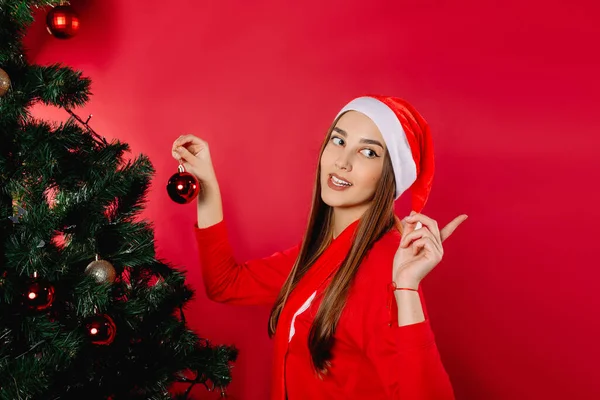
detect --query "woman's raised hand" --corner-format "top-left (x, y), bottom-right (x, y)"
top-left (171, 134), bottom-right (218, 185)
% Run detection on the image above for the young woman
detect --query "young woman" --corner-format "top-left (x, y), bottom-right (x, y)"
top-left (172, 95), bottom-right (467, 399)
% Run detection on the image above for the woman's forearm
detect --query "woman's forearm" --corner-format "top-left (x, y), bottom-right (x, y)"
top-left (196, 180), bottom-right (224, 228)
top-left (395, 290), bottom-right (426, 326)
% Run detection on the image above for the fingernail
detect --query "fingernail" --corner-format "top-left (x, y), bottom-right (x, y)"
top-left (410, 210), bottom-right (416, 215)
top-left (406, 216), bottom-right (414, 221)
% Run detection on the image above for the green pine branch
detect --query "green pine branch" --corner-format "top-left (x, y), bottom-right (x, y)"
top-left (0, 1), bottom-right (237, 398)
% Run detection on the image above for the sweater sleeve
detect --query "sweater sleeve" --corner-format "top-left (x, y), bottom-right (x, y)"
top-left (362, 285), bottom-right (456, 400)
top-left (194, 220), bottom-right (301, 306)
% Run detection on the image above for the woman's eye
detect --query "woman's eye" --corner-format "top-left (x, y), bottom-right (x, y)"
top-left (361, 149), bottom-right (378, 158)
top-left (332, 136), bottom-right (344, 146)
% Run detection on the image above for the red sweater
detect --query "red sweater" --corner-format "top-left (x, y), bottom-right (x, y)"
top-left (194, 218), bottom-right (455, 400)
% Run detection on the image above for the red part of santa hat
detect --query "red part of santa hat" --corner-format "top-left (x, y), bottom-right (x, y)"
top-left (335, 95), bottom-right (435, 213)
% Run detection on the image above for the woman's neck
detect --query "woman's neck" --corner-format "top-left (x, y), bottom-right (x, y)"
top-left (331, 205), bottom-right (368, 239)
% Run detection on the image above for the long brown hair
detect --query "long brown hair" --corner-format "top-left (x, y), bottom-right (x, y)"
top-left (267, 112), bottom-right (399, 375)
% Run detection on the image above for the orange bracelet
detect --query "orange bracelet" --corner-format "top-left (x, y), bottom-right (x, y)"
top-left (387, 282), bottom-right (419, 327)
top-left (388, 281), bottom-right (418, 292)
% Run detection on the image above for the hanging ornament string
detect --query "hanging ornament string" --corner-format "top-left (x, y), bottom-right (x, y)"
top-left (64, 107), bottom-right (107, 146)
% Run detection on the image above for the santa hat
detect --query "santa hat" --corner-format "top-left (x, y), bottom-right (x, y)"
top-left (335, 95), bottom-right (435, 213)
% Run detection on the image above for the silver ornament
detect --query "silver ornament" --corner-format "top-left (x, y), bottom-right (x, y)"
top-left (84, 259), bottom-right (116, 283)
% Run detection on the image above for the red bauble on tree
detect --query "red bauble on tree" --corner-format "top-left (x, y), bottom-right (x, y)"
top-left (84, 314), bottom-right (117, 345)
top-left (21, 273), bottom-right (55, 312)
top-left (166, 164), bottom-right (200, 204)
top-left (46, 4), bottom-right (80, 39)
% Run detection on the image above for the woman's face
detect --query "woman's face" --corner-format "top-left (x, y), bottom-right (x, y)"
top-left (320, 111), bottom-right (386, 210)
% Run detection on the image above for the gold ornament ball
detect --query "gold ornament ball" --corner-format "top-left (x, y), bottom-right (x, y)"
top-left (0, 68), bottom-right (10, 97)
top-left (85, 260), bottom-right (116, 283)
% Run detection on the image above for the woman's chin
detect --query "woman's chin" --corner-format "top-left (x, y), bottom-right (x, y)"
top-left (321, 190), bottom-right (349, 208)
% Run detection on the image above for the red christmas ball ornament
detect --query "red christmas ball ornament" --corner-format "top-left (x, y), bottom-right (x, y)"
top-left (84, 314), bottom-right (117, 345)
top-left (166, 164), bottom-right (200, 204)
top-left (22, 274), bottom-right (55, 312)
top-left (46, 5), bottom-right (80, 39)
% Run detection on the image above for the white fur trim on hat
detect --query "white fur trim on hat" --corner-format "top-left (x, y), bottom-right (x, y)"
top-left (335, 96), bottom-right (417, 200)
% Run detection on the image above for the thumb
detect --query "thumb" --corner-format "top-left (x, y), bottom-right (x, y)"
top-left (409, 210), bottom-right (422, 230)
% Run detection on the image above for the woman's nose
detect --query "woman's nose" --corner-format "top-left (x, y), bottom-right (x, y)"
top-left (335, 156), bottom-right (351, 171)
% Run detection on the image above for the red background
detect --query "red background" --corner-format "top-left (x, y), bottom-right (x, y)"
top-left (26, 0), bottom-right (600, 398)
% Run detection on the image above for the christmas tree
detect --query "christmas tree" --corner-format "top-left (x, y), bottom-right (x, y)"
top-left (0, 1), bottom-right (237, 398)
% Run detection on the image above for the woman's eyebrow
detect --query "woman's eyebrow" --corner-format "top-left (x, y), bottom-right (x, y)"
top-left (333, 127), bottom-right (384, 149)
